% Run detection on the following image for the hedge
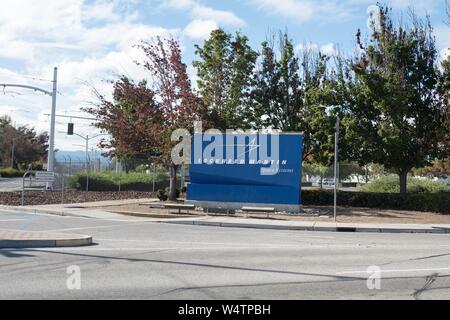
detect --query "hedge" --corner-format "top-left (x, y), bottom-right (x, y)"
top-left (302, 189), bottom-right (450, 214)
top-left (0, 167), bottom-right (26, 178)
top-left (358, 174), bottom-right (450, 193)
top-left (68, 172), bottom-right (171, 192)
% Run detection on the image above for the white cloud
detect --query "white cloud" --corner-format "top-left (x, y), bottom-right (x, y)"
top-left (320, 43), bottom-right (337, 56)
top-left (249, 0), bottom-right (438, 23)
top-left (295, 42), bottom-right (337, 56)
top-left (435, 25), bottom-right (450, 61)
top-left (295, 42), bottom-right (319, 53)
top-left (249, 0), bottom-right (314, 22)
top-left (82, 0), bottom-right (122, 23)
top-left (161, 0), bottom-right (245, 37)
top-left (0, 0), bottom-right (177, 151)
top-left (183, 19), bottom-right (218, 39)
top-left (191, 5), bottom-right (245, 27)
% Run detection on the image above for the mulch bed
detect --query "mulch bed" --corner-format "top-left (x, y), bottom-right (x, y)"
top-left (0, 190), bottom-right (154, 206)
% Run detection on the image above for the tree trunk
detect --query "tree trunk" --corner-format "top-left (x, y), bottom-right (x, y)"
top-left (169, 164), bottom-right (178, 201)
top-left (398, 170), bottom-right (408, 195)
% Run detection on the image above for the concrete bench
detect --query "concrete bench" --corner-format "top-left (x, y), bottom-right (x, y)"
top-left (164, 203), bottom-right (195, 215)
top-left (241, 206), bottom-right (275, 218)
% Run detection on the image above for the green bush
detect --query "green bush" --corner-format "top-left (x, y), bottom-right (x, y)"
top-left (157, 189), bottom-right (168, 201)
top-left (302, 189), bottom-right (450, 214)
top-left (357, 174), bottom-right (450, 193)
top-left (165, 187), bottom-right (180, 199)
top-left (0, 167), bottom-right (26, 178)
top-left (68, 171), bottom-right (170, 192)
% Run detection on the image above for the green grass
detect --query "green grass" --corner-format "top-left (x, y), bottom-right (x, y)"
top-left (68, 171), bottom-right (171, 191)
top-left (357, 174), bottom-right (450, 193)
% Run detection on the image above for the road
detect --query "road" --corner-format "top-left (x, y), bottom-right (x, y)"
top-left (0, 209), bottom-right (450, 299)
top-left (0, 178), bottom-right (22, 192)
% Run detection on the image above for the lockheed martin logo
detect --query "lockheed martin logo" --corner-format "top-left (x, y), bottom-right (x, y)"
top-left (171, 121), bottom-right (282, 176)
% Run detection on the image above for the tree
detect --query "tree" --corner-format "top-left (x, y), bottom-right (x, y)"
top-left (193, 29), bottom-right (258, 130)
top-left (343, 5), bottom-right (449, 194)
top-left (249, 31), bottom-right (338, 164)
top-left (0, 116), bottom-right (48, 168)
top-left (249, 33), bottom-right (303, 131)
top-left (84, 77), bottom-right (163, 162)
top-left (85, 37), bottom-right (201, 200)
top-left (137, 37), bottom-right (201, 200)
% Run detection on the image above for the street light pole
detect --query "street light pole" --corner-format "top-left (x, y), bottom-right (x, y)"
top-left (46, 67), bottom-right (58, 189)
top-left (11, 138), bottom-right (15, 168)
top-left (0, 67), bottom-right (58, 188)
top-left (85, 135), bottom-right (89, 192)
top-left (71, 133), bottom-right (106, 192)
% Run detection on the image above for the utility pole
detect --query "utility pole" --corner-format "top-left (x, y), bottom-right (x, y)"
top-left (69, 132), bottom-right (106, 192)
top-left (334, 115), bottom-right (340, 222)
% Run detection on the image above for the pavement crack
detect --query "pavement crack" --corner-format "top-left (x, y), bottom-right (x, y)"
top-left (413, 273), bottom-right (439, 300)
top-left (411, 252), bottom-right (450, 261)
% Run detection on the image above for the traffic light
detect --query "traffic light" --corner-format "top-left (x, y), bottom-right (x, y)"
top-left (67, 123), bottom-right (74, 135)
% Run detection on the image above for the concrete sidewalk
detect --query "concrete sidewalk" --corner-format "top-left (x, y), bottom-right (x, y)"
top-left (2, 201), bottom-right (450, 234)
top-left (161, 216), bottom-right (450, 234)
top-left (0, 198), bottom-right (159, 220)
top-left (0, 228), bottom-right (93, 248)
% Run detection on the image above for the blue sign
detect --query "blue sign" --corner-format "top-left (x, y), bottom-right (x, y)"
top-left (187, 133), bottom-right (303, 209)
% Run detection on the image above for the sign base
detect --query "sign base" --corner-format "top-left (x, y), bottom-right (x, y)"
top-left (186, 200), bottom-right (303, 214)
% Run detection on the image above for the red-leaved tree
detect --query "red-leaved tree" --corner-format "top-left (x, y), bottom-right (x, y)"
top-left (86, 37), bottom-right (202, 200)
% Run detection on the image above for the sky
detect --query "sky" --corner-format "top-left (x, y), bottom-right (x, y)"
top-left (0, 0), bottom-right (449, 152)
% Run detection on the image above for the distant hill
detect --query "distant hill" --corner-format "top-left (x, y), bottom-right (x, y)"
top-left (55, 150), bottom-right (110, 164)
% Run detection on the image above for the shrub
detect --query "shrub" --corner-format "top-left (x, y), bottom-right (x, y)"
top-left (164, 187), bottom-right (180, 198)
top-left (357, 174), bottom-right (450, 193)
top-left (68, 171), bottom-right (170, 191)
top-left (0, 167), bottom-right (26, 178)
top-left (157, 189), bottom-right (168, 201)
top-left (302, 189), bottom-right (450, 214)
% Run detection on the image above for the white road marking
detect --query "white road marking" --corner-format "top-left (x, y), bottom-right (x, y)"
top-left (337, 267), bottom-right (450, 275)
top-left (42, 221), bottom-right (157, 232)
top-left (1, 245), bottom-right (327, 252)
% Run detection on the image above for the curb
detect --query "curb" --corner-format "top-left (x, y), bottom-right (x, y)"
top-left (3, 205), bottom-right (450, 235)
top-left (0, 236), bottom-right (92, 249)
top-left (0, 205), bottom-right (73, 217)
top-left (105, 210), bottom-right (195, 219)
top-left (162, 220), bottom-right (450, 234)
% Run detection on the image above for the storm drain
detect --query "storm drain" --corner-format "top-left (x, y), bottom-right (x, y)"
top-left (337, 227), bottom-right (356, 232)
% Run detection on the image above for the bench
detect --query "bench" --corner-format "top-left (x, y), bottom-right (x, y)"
top-left (241, 206), bottom-right (275, 218)
top-left (163, 203), bottom-right (195, 215)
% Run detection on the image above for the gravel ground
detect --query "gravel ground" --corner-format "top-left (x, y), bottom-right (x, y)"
top-left (0, 190), bottom-right (154, 206)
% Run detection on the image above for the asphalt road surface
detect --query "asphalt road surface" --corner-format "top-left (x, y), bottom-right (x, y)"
top-left (1, 209), bottom-right (450, 300)
top-left (0, 178), bottom-right (22, 192)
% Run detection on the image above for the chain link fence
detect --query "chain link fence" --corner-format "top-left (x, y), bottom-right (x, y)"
top-left (302, 163), bottom-right (385, 190)
top-left (53, 157), bottom-right (176, 193)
